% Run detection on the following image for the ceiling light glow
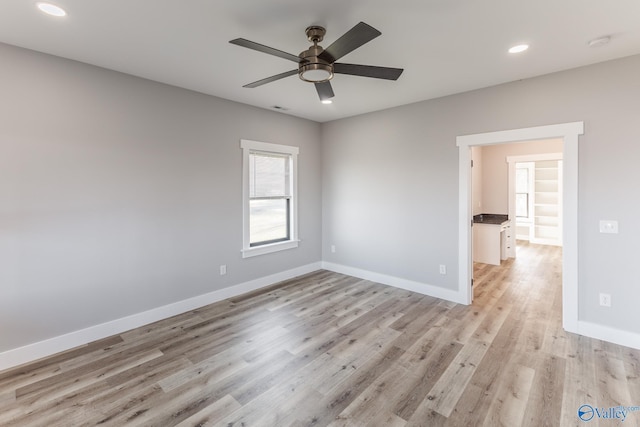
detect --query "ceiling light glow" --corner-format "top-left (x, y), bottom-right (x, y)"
top-left (508, 44), bottom-right (529, 54)
top-left (321, 99), bottom-right (333, 104)
top-left (37, 2), bottom-right (67, 17)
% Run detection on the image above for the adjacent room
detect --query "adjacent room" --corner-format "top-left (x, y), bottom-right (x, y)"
top-left (1, 1), bottom-right (640, 425)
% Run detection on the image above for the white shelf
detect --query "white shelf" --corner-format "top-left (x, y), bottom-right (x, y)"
top-left (531, 159), bottom-right (562, 246)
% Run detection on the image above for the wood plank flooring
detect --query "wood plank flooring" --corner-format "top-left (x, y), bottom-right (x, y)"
top-left (2, 241), bottom-right (640, 426)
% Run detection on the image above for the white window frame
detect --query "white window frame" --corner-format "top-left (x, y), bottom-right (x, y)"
top-left (241, 139), bottom-right (299, 258)
top-left (515, 162), bottom-right (535, 221)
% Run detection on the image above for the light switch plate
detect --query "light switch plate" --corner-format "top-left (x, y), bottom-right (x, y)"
top-left (599, 220), bottom-right (619, 234)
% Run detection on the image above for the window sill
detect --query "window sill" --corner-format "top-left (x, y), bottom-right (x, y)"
top-left (242, 240), bottom-right (299, 258)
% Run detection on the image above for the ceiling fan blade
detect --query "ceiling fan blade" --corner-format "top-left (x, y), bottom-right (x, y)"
top-left (315, 81), bottom-right (335, 101)
top-left (243, 69), bottom-right (298, 88)
top-left (230, 38), bottom-right (300, 63)
top-left (333, 63), bottom-right (404, 80)
top-left (318, 22), bottom-right (381, 63)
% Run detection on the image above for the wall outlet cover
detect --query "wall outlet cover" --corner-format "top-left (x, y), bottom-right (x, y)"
top-left (599, 220), bottom-right (619, 234)
top-left (599, 293), bottom-right (611, 307)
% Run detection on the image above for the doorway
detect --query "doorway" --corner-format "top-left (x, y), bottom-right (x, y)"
top-left (456, 122), bottom-right (583, 334)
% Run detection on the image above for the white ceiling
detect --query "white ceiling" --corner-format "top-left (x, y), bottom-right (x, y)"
top-left (2, 0), bottom-right (640, 123)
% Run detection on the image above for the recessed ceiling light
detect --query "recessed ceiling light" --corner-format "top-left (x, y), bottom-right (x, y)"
top-left (37, 2), bottom-right (67, 17)
top-left (508, 44), bottom-right (529, 54)
top-left (321, 99), bottom-right (333, 105)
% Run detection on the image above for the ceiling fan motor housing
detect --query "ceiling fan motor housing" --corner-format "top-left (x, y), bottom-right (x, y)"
top-left (298, 46), bottom-right (334, 82)
top-left (299, 26), bottom-right (334, 83)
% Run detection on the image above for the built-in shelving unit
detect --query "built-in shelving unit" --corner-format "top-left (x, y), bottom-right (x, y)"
top-left (531, 160), bottom-right (562, 245)
top-left (508, 153), bottom-right (563, 249)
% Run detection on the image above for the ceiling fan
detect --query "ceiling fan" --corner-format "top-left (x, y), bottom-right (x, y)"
top-left (229, 22), bottom-right (404, 102)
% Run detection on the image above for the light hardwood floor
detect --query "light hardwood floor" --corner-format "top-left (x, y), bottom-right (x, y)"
top-left (1, 242), bottom-right (639, 426)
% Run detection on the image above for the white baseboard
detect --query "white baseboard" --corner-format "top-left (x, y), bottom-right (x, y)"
top-left (577, 320), bottom-right (640, 350)
top-left (4, 260), bottom-right (638, 372)
top-left (321, 262), bottom-right (640, 350)
top-left (0, 262), bottom-right (322, 373)
top-left (322, 261), bottom-right (467, 305)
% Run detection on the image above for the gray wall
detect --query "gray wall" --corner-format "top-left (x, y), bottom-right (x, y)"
top-left (3, 40), bottom-right (639, 355)
top-left (322, 54), bottom-right (640, 334)
top-left (0, 43), bottom-right (322, 352)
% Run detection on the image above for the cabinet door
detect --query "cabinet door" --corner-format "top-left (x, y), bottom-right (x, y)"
top-left (473, 224), bottom-right (501, 265)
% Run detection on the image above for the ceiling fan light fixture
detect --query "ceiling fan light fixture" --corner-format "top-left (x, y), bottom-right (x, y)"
top-left (298, 41), bottom-right (333, 83)
top-left (299, 62), bottom-right (334, 83)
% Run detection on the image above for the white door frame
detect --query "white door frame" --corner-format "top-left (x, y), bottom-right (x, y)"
top-left (457, 122), bottom-right (583, 333)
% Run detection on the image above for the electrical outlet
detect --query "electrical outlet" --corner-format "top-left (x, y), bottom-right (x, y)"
top-left (439, 264), bottom-right (447, 275)
top-left (599, 220), bottom-right (619, 234)
top-left (220, 265), bottom-right (227, 276)
top-left (331, 245), bottom-right (336, 253)
top-left (599, 293), bottom-right (611, 307)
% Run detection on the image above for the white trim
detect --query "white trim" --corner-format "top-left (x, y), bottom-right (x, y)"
top-left (577, 321), bottom-right (640, 350)
top-left (240, 139), bottom-right (299, 155)
top-left (457, 122), bottom-right (583, 147)
top-left (457, 122), bottom-right (583, 335)
top-left (322, 262), bottom-right (467, 304)
top-left (506, 152), bottom-right (563, 163)
top-left (240, 139), bottom-right (299, 258)
top-left (0, 262), bottom-right (321, 373)
top-left (241, 239), bottom-right (300, 258)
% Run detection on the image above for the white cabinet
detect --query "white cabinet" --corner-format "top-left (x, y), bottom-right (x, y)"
top-left (531, 160), bottom-right (562, 246)
top-left (473, 220), bottom-right (511, 265)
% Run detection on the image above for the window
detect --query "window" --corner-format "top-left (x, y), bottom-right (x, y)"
top-left (516, 162), bottom-right (534, 219)
top-left (241, 140), bottom-right (298, 257)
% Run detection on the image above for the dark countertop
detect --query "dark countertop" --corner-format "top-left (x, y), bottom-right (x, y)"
top-left (473, 213), bottom-right (509, 225)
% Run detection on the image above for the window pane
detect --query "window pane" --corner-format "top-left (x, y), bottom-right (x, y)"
top-left (516, 193), bottom-right (528, 217)
top-left (516, 168), bottom-right (528, 192)
top-left (250, 199), bottom-right (289, 245)
top-left (250, 153), bottom-right (290, 197)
